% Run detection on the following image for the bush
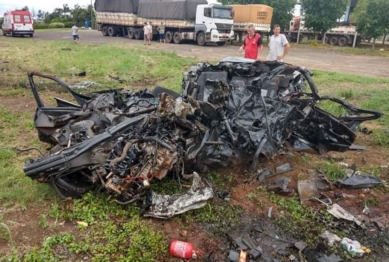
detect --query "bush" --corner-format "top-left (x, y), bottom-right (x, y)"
top-left (48, 23), bottom-right (65, 29)
top-left (34, 22), bottom-right (49, 29)
top-left (64, 22), bottom-right (74, 28)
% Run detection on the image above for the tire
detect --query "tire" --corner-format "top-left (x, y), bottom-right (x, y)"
top-left (216, 41), bottom-right (225, 46)
top-left (102, 26), bottom-right (109, 36)
top-left (338, 36), bottom-right (348, 46)
top-left (329, 36), bottom-right (338, 45)
top-left (165, 31), bottom-right (173, 43)
top-left (196, 32), bottom-right (205, 46)
top-left (128, 28), bottom-right (135, 39)
top-left (134, 29), bottom-right (142, 40)
top-left (173, 32), bottom-right (181, 44)
top-left (107, 26), bottom-right (117, 37)
top-left (52, 175), bottom-right (94, 199)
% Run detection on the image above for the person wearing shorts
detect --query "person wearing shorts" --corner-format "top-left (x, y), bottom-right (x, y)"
top-left (71, 25), bottom-right (79, 43)
top-left (146, 22), bottom-right (152, 44)
top-left (143, 22), bottom-right (148, 44)
top-left (157, 22), bottom-right (165, 43)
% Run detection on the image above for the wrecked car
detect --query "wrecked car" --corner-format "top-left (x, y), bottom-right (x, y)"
top-left (22, 59), bottom-right (382, 214)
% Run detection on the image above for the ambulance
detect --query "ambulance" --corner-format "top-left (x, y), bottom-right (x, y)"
top-left (2, 9), bottom-right (34, 37)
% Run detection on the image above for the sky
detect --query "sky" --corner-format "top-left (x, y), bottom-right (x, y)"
top-left (0, 0), bottom-right (92, 16)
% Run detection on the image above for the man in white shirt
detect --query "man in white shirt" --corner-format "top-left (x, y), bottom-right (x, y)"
top-left (146, 22), bottom-right (153, 45)
top-left (71, 25), bottom-right (79, 44)
top-left (267, 24), bottom-right (290, 62)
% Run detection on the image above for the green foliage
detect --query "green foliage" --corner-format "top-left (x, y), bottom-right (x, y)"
top-left (355, 0), bottom-right (389, 50)
top-left (34, 22), bottom-right (49, 29)
top-left (48, 23), bottom-right (65, 29)
top-left (320, 161), bottom-right (346, 181)
top-left (301, 0), bottom-right (348, 34)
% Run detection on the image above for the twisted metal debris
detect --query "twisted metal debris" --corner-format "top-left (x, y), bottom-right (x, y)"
top-left (23, 58), bottom-right (382, 216)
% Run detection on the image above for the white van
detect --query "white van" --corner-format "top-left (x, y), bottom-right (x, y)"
top-left (2, 9), bottom-right (34, 37)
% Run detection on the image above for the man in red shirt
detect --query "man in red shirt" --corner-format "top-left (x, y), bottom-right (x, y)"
top-left (238, 24), bottom-right (263, 60)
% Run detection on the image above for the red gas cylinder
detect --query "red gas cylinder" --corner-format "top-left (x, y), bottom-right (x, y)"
top-left (169, 240), bottom-right (200, 259)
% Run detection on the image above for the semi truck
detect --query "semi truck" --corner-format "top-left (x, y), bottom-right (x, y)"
top-left (282, 0), bottom-right (361, 46)
top-left (283, 16), bottom-right (361, 46)
top-left (229, 4), bottom-right (273, 42)
top-left (94, 0), bottom-right (234, 46)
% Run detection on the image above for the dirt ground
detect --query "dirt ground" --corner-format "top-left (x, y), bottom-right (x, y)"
top-left (4, 30), bottom-right (389, 78)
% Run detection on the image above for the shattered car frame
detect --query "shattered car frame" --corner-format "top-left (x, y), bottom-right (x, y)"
top-left (23, 59), bottom-right (382, 213)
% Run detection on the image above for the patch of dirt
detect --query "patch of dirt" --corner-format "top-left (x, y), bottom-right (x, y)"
top-left (0, 203), bottom-right (77, 256)
top-left (0, 96), bottom-right (36, 113)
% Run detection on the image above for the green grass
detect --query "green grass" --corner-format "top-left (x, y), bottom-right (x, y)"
top-left (290, 40), bottom-right (389, 58)
top-left (0, 37), bottom-right (195, 92)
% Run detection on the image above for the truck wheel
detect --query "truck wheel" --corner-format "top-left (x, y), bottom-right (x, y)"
top-left (196, 32), bottom-right (205, 46)
top-left (173, 32), bottom-right (181, 44)
top-left (134, 29), bottom-right (142, 40)
top-left (329, 36), bottom-right (338, 45)
top-left (165, 31), bottom-right (173, 43)
top-left (338, 36), bottom-right (348, 46)
top-left (216, 41), bottom-right (225, 46)
top-left (107, 26), bottom-right (117, 37)
top-left (102, 26), bottom-right (109, 36)
top-left (128, 28), bottom-right (135, 39)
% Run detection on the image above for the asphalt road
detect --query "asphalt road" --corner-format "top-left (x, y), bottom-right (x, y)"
top-left (5, 30), bottom-right (389, 77)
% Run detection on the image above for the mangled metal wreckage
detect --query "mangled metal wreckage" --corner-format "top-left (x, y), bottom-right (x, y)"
top-left (23, 58), bottom-right (382, 217)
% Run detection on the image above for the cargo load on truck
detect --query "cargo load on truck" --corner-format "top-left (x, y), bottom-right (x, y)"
top-left (229, 4), bottom-right (273, 42)
top-left (94, 0), bottom-right (139, 13)
top-left (138, 0), bottom-right (207, 20)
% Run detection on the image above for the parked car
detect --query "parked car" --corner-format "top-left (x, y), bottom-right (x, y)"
top-left (2, 9), bottom-right (34, 37)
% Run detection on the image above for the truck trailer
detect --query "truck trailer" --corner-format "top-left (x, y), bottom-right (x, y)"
top-left (94, 0), bottom-right (234, 46)
top-left (229, 4), bottom-right (273, 42)
top-left (283, 16), bottom-right (361, 46)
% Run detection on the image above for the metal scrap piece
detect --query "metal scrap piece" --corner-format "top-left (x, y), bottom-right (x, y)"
top-left (337, 174), bottom-right (383, 189)
top-left (297, 179), bottom-right (319, 205)
top-left (143, 172), bottom-right (213, 219)
top-left (276, 163), bottom-right (293, 174)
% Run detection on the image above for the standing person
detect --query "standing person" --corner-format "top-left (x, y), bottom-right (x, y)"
top-left (146, 22), bottom-right (153, 45)
top-left (157, 22), bottom-right (165, 43)
top-left (267, 24), bottom-right (290, 62)
top-left (143, 22), bottom-right (148, 45)
top-left (71, 24), bottom-right (79, 44)
top-left (238, 24), bottom-right (263, 60)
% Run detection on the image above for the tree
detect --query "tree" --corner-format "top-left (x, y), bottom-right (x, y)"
top-left (37, 10), bottom-right (44, 20)
top-left (301, 0), bottom-right (348, 40)
top-left (355, 0), bottom-right (389, 50)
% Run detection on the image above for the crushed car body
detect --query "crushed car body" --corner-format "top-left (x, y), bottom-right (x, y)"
top-left (22, 59), bottom-right (382, 215)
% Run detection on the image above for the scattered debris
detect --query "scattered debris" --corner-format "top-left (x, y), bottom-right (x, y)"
top-left (337, 174), bottom-right (383, 188)
top-left (276, 163), bottom-right (293, 174)
top-left (327, 204), bottom-right (362, 226)
top-left (61, 47), bottom-right (71, 51)
top-left (76, 221), bottom-right (88, 227)
top-left (360, 127), bottom-right (372, 135)
top-left (349, 144), bottom-right (366, 151)
top-left (297, 178), bottom-right (320, 205)
top-left (267, 177), bottom-right (293, 195)
top-left (362, 204), bottom-right (371, 215)
top-left (228, 250), bottom-right (239, 261)
top-left (340, 237), bottom-right (366, 257)
top-left (70, 81), bottom-right (98, 89)
top-left (267, 207), bottom-right (273, 218)
top-left (143, 173), bottom-right (213, 219)
top-left (320, 231), bottom-right (341, 247)
top-left (253, 168), bottom-right (271, 182)
top-left (109, 74), bottom-right (126, 83)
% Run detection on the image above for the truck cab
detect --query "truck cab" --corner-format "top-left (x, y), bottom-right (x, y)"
top-left (2, 10), bottom-right (34, 37)
top-left (195, 3), bottom-right (234, 45)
